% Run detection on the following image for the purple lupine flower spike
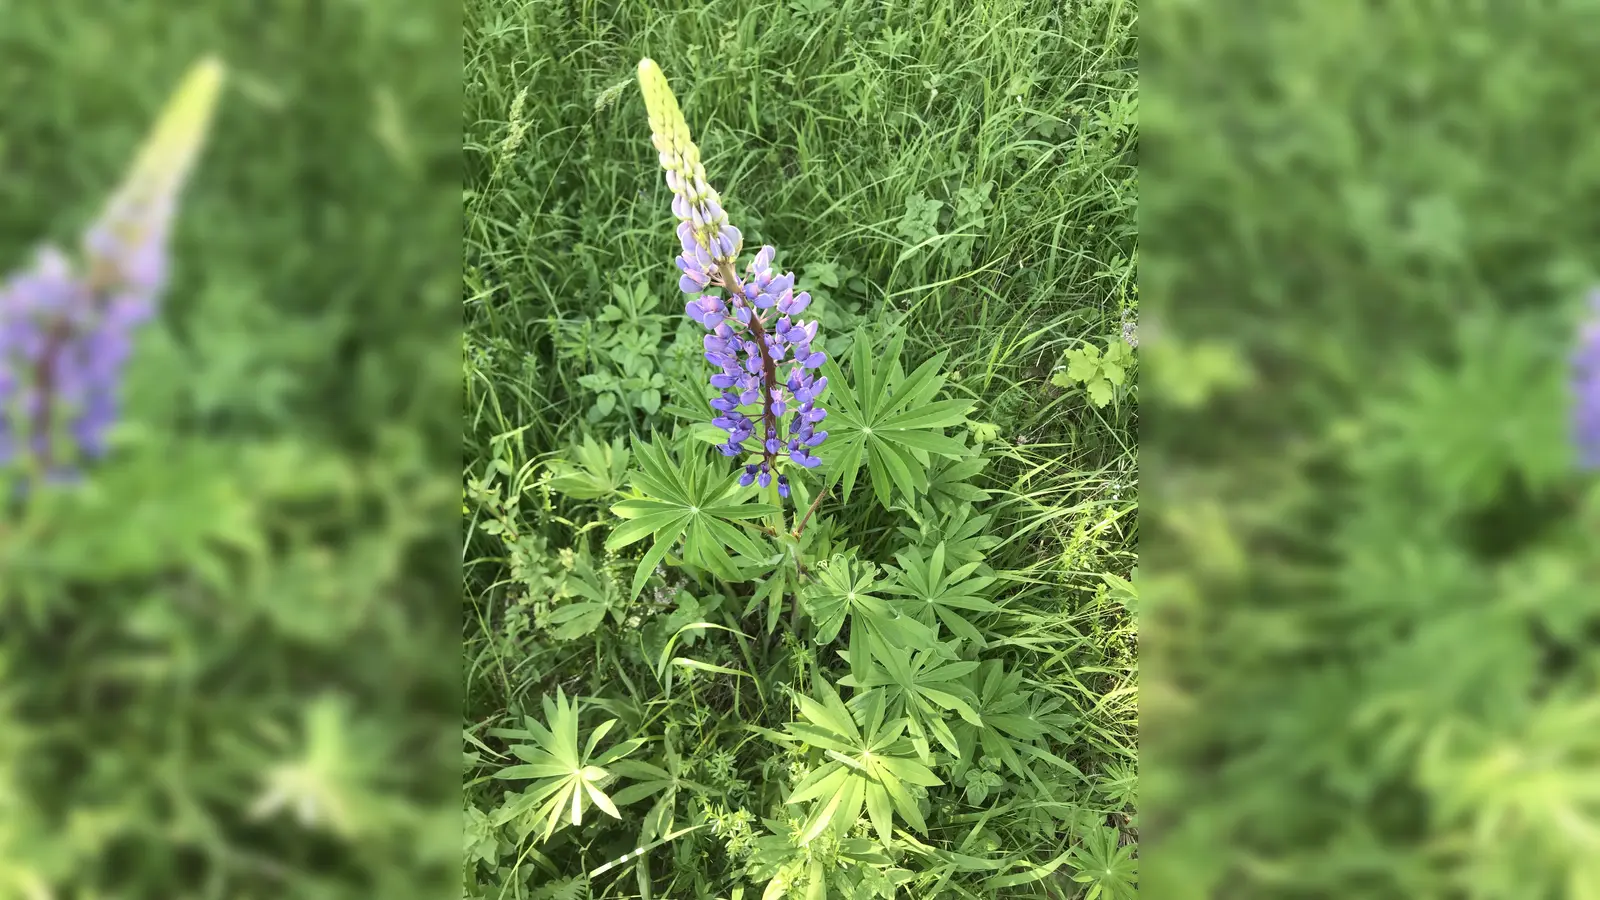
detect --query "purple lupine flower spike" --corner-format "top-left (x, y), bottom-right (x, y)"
top-left (639, 59), bottom-right (829, 504)
top-left (1575, 290), bottom-right (1600, 469)
top-left (1, 59), bottom-right (222, 479)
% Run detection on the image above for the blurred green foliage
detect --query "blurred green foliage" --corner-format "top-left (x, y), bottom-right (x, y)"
top-left (1146, 4), bottom-right (1600, 898)
top-left (0, 3), bottom-right (460, 897)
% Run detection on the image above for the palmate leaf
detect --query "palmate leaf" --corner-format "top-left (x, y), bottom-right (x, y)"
top-left (822, 327), bottom-right (975, 511)
top-left (1066, 826), bottom-right (1138, 900)
top-left (606, 434), bottom-right (781, 600)
top-left (882, 541), bottom-right (1000, 646)
top-left (546, 433), bottom-right (631, 500)
top-left (543, 550), bottom-right (625, 641)
top-left (767, 676), bottom-right (941, 846)
top-left (490, 687), bottom-right (645, 842)
top-left (800, 552), bottom-right (935, 649)
top-left (841, 631), bottom-right (982, 762)
top-left (895, 501), bottom-right (1001, 569)
top-left (950, 660), bottom-right (1083, 788)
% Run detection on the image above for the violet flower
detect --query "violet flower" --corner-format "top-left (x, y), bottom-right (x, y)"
top-left (0, 58), bottom-right (222, 478)
top-left (639, 59), bottom-right (827, 501)
top-left (1575, 289), bottom-right (1600, 469)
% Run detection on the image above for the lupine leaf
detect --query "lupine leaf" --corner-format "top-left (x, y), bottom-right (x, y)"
top-left (767, 674), bottom-right (940, 847)
top-left (607, 435), bottom-right (778, 599)
top-left (845, 632), bottom-right (984, 760)
top-left (801, 553), bottom-right (936, 648)
top-left (822, 329), bottom-right (974, 510)
top-left (492, 688), bottom-right (640, 843)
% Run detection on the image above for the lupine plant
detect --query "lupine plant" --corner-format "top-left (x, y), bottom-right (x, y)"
top-left (640, 59), bottom-right (830, 498)
top-left (467, 56), bottom-right (1133, 900)
top-left (604, 60), bottom-right (856, 624)
top-left (464, 3), bottom-right (1140, 897)
top-left (0, 58), bottom-right (223, 490)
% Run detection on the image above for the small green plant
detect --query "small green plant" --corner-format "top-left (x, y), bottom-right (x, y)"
top-left (1067, 825), bottom-right (1139, 900)
top-left (763, 679), bottom-right (943, 845)
top-left (563, 280), bottom-right (670, 421)
top-left (545, 433), bottom-right (632, 500)
top-left (1052, 334), bottom-right (1135, 407)
top-left (490, 688), bottom-right (645, 842)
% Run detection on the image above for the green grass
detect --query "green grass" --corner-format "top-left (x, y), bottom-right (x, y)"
top-left (463, 1), bottom-right (1137, 898)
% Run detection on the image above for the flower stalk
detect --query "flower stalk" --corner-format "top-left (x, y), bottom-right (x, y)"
top-left (638, 59), bottom-right (829, 506)
top-left (1, 57), bottom-right (223, 480)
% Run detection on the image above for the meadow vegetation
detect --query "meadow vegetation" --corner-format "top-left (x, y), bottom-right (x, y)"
top-left (463, 1), bottom-right (1138, 898)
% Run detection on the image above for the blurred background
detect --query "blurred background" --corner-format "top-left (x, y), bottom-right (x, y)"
top-left (1143, 3), bottom-right (1600, 898)
top-left (0, 3), bottom-right (460, 898)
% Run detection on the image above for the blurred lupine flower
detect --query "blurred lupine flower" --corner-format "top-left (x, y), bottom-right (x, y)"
top-left (0, 58), bottom-right (223, 478)
top-left (1574, 289), bottom-right (1600, 469)
top-left (638, 59), bottom-right (827, 502)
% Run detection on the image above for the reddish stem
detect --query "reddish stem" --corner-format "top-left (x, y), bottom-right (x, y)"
top-left (715, 260), bottom-right (781, 472)
top-left (29, 319), bottom-right (72, 472)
